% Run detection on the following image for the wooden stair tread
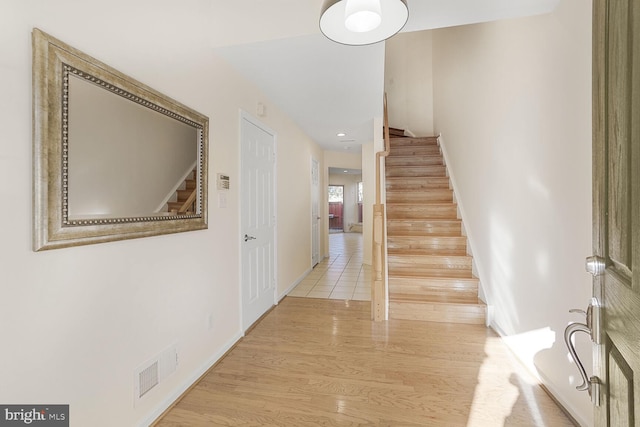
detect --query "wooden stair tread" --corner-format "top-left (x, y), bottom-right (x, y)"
top-left (387, 247), bottom-right (467, 256)
top-left (388, 150), bottom-right (441, 156)
top-left (386, 207), bottom-right (458, 217)
top-left (389, 292), bottom-right (484, 305)
top-left (388, 148), bottom-right (441, 157)
top-left (389, 136), bottom-right (438, 146)
top-left (177, 189), bottom-right (194, 199)
top-left (386, 189), bottom-right (453, 196)
top-left (387, 151), bottom-right (442, 156)
top-left (386, 157), bottom-right (444, 166)
top-left (386, 176), bottom-right (448, 181)
top-left (386, 177), bottom-right (450, 191)
top-left (389, 300), bottom-right (486, 325)
top-left (387, 201), bottom-right (457, 206)
top-left (387, 231), bottom-right (463, 238)
top-left (388, 252), bottom-right (472, 263)
top-left (386, 192), bottom-right (453, 204)
top-left (387, 219), bottom-right (463, 236)
top-left (387, 269), bottom-right (474, 279)
top-left (388, 234), bottom-right (468, 247)
top-left (389, 275), bottom-right (479, 286)
top-left (388, 236), bottom-right (467, 245)
top-left (388, 277), bottom-right (479, 297)
top-left (389, 219), bottom-right (462, 222)
top-left (386, 169), bottom-right (446, 178)
top-left (387, 192), bottom-right (452, 199)
top-left (387, 218), bottom-right (461, 223)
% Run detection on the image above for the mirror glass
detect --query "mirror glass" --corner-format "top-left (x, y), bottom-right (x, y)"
top-left (67, 74), bottom-right (199, 220)
top-left (32, 29), bottom-right (209, 250)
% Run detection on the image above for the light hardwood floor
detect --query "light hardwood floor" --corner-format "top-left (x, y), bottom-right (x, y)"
top-left (154, 298), bottom-right (575, 426)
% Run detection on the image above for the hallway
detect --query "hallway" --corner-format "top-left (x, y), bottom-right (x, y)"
top-left (155, 235), bottom-right (576, 426)
top-left (155, 297), bottom-right (575, 426)
top-left (289, 232), bottom-right (371, 301)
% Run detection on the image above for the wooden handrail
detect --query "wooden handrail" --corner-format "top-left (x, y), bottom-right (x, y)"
top-left (372, 94), bottom-right (390, 322)
top-left (376, 95), bottom-right (391, 205)
top-left (178, 188), bottom-right (197, 213)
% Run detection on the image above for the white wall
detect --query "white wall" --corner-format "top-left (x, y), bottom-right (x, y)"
top-left (324, 150), bottom-right (362, 170)
top-left (275, 113), bottom-right (325, 296)
top-left (432, 0), bottom-right (593, 424)
top-left (0, 1), bottom-right (322, 426)
top-left (384, 31), bottom-right (434, 136)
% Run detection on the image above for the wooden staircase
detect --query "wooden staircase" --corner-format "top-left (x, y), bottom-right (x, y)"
top-left (167, 169), bottom-right (197, 214)
top-left (385, 136), bottom-right (486, 324)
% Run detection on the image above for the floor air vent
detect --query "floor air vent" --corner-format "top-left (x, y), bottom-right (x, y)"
top-left (134, 345), bottom-right (178, 403)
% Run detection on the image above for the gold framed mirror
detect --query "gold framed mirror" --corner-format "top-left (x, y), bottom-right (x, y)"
top-left (32, 29), bottom-right (209, 251)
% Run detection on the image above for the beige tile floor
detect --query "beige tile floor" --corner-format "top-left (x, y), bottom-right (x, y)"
top-left (288, 232), bottom-right (371, 301)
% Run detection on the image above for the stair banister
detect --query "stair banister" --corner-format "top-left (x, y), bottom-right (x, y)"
top-left (178, 188), bottom-right (197, 214)
top-left (372, 95), bottom-right (391, 321)
top-left (376, 96), bottom-right (391, 205)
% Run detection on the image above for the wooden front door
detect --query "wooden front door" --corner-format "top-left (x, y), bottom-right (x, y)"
top-left (592, 0), bottom-right (640, 424)
top-left (328, 185), bottom-right (344, 231)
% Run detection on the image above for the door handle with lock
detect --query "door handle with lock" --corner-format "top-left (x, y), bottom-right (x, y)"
top-left (564, 297), bottom-right (601, 406)
top-left (585, 255), bottom-right (606, 277)
top-left (244, 234), bottom-right (256, 242)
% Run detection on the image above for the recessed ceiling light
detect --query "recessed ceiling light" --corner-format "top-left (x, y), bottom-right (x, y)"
top-left (344, 170), bottom-right (349, 173)
top-left (337, 132), bottom-right (346, 137)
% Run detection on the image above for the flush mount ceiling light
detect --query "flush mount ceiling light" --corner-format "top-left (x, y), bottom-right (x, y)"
top-left (320, 0), bottom-right (408, 46)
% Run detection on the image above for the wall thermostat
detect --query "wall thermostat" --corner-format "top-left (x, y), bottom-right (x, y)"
top-left (217, 174), bottom-right (230, 190)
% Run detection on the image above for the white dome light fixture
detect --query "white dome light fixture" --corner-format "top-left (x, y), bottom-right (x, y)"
top-left (320, 0), bottom-right (408, 46)
top-left (345, 0), bottom-right (382, 33)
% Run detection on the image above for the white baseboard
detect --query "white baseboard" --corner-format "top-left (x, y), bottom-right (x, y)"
top-left (278, 267), bottom-right (312, 301)
top-left (138, 330), bottom-right (243, 426)
top-left (537, 370), bottom-right (591, 427)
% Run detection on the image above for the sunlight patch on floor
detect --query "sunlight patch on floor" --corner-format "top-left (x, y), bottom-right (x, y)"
top-left (501, 327), bottom-right (556, 379)
top-left (467, 336), bottom-right (522, 426)
top-left (468, 328), bottom-right (558, 427)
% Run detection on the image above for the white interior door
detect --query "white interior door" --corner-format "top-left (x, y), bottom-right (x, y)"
top-left (311, 157), bottom-right (320, 267)
top-left (241, 113), bottom-right (276, 331)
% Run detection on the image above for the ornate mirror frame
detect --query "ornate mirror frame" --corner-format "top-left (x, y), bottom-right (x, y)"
top-left (32, 29), bottom-right (209, 251)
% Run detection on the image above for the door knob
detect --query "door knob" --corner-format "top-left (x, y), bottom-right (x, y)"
top-left (585, 255), bottom-right (606, 276)
top-left (244, 234), bottom-right (256, 242)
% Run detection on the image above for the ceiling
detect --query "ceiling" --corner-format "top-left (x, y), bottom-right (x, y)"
top-left (329, 167), bottom-right (363, 176)
top-left (213, 0), bottom-right (558, 151)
